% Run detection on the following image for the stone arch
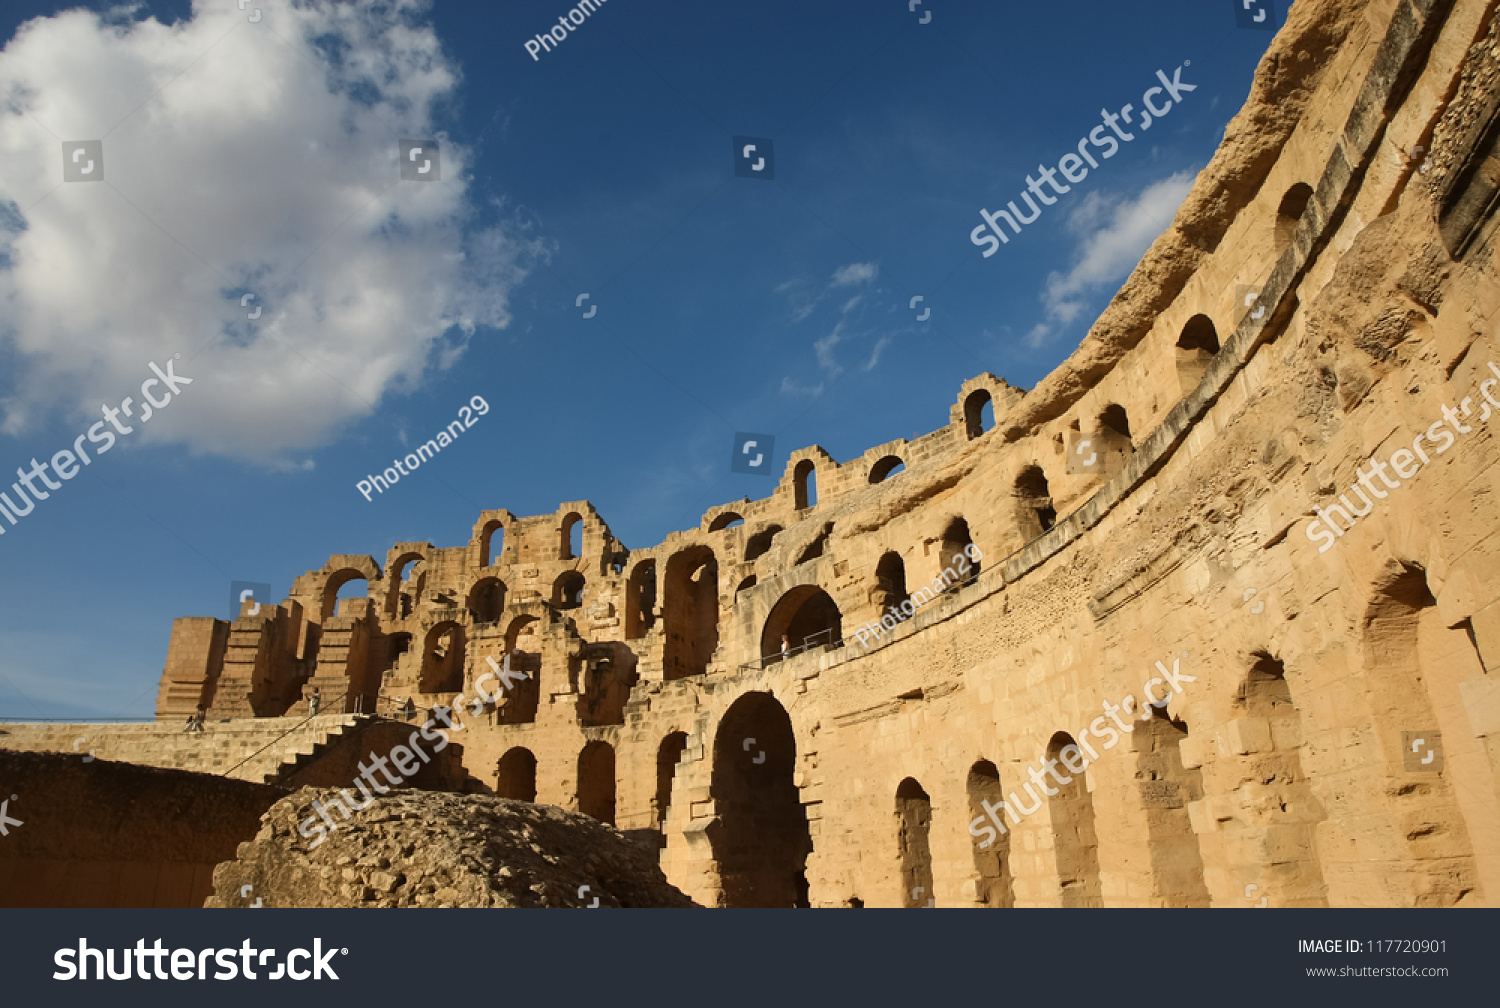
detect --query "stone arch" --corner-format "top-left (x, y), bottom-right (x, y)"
top-left (708, 512), bottom-right (744, 532)
top-left (760, 584), bottom-right (843, 663)
top-left (744, 524), bottom-right (782, 563)
top-left (708, 692), bottom-right (811, 907)
top-left (1200, 654), bottom-right (1327, 906)
top-left (1358, 563), bottom-right (1484, 905)
top-left (663, 545), bottom-right (719, 680)
top-left (576, 740), bottom-right (615, 825)
top-left (1176, 313), bottom-right (1220, 393)
top-left (793, 459), bottom-right (817, 510)
top-left (1046, 731), bottom-right (1102, 907)
top-left (938, 516), bottom-right (981, 585)
top-left (497, 615), bottom-right (541, 723)
top-left (873, 551), bottom-right (910, 616)
top-left (418, 621), bottom-right (464, 694)
top-left (320, 562), bottom-right (378, 621)
top-left (1098, 403), bottom-right (1132, 444)
top-left (963, 388), bottom-right (993, 439)
top-left (1132, 708), bottom-right (1211, 907)
top-left (385, 551), bottom-right (426, 620)
top-left (496, 747), bottom-right (537, 802)
top-left (655, 731), bottom-right (690, 840)
top-left (466, 577), bottom-right (506, 623)
top-left (1014, 466), bottom-right (1056, 540)
top-left (552, 571), bottom-right (585, 609)
top-left (559, 511), bottom-right (583, 561)
top-left (966, 760), bottom-right (1013, 907)
top-left (896, 777), bottom-right (935, 907)
top-left (1276, 181), bottom-right (1315, 246)
top-left (577, 654), bottom-right (636, 727)
top-left (480, 520), bottom-right (506, 567)
top-left (869, 455), bottom-right (906, 483)
top-left (624, 559), bottom-right (657, 639)
top-left (735, 575), bottom-right (757, 595)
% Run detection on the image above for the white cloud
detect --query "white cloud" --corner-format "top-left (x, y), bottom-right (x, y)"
top-left (1026, 171), bottom-right (1193, 348)
top-left (0, 0), bottom-right (541, 462)
top-left (831, 261), bottom-right (878, 286)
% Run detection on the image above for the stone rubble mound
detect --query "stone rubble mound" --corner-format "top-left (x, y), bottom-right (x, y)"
top-left (207, 787), bottom-right (698, 908)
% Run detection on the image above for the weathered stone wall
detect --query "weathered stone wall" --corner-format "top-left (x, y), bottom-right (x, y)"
top-left (142, 0), bottom-right (1500, 908)
top-left (0, 751), bottom-right (285, 907)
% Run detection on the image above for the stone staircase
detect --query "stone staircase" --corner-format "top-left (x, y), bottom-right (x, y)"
top-left (0, 715), bottom-right (364, 783)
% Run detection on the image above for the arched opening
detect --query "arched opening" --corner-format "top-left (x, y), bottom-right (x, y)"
top-left (418, 621), bottom-right (465, 694)
top-left (332, 577), bottom-right (369, 618)
top-left (496, 747), bottom-right (537, 802)
top-left (1046, 731), bottom-right (1101, 907)
top-left (663, 546), bottom-right (719, 680)
top-left (560, 512), bottom-right (583, 561)
top-left (744, 525), bottom-right (782, 563)
top-left (1175, 314), bottom-right (1220, 394)
top-left (577, 656), bottom-right (636, 727)
top-left (963, 388), bottom-right (994, 440)
top-left (793, 460), bottom-right (818, 510)
top-left (938, 516), bottom-right (981, 588)
top-left (552, 571), bottom-right (585, 609)
top-left (760, 584), bottom-right (843, 663)
top-left (497, 616), bottom-right (541, 723)
top-left (1014, 467), bottom-right (1056, 540)
top-left (625, 559), bottom-right (657, 639)
top-left (1275, 182), bottom-right (1314, 247)
top-left (873, 551), bottom-right (910, 618)
top-left (709, 692), bottom-right (811, 907)
top-left (708, 512), bottom-right (744, 532)
top-left (1200, 655), bottom-right (1327, 906)
top-left (869, 455), bottom-right (907, 483)
top-left (967, 760), bottom-right (1013, 907)
top-left (386, 554), bottom-right (424, 620)
top-left (576, 740), bottom-right (616, 824)
top-left (794, 523), bottom-right (831, 564)
top-left (1132, 708), bottom-right (1211, 906)
top-left (655, 731), bottom-right (690, 842)
top-left (466, 577), bottom-right (506, 624)
top-left (1098, 404), bottom-right (1132, 444)
top-left (1360, 565), bottom-right (1486, 905)
top-left (896, 777), bottom-right (935, 907)
top-left (322, 568), bottom-right (370, 620)
top-left (735, 575), bottom-right (757, 595)
top-left (481, 521), bottom-right (506, 567)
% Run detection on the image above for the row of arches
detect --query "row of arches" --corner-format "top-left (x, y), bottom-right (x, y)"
top-left (495, 740), bottom-right (616, 825)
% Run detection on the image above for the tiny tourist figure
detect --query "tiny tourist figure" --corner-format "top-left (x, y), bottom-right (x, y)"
top-left (781, 634), bottom-right (790, 657)
top-left (309, 687), bottom-right (321, 717)
top-left (192, 705), bottom-right (206, 733)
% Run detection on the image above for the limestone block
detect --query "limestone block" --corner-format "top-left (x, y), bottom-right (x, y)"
top-left (1270, 717), bottom-right (1303, 751)
top-left (1459, 677), bottom-right (1500, 737)
top-left (1220, 718), bottom-right (1273, 756)
top-left (1178, 734), bottom-right (1209, 769)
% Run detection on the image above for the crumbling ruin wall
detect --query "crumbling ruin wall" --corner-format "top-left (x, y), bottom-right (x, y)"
top-left (0, 751), bottom-right (286, 907)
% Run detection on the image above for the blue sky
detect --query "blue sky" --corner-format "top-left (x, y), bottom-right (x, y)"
top-left (0, 0), bottom-right (1284, 718)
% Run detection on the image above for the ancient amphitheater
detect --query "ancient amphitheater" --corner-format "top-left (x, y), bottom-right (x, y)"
top-left (4, 0), bottom-right (1500, 909)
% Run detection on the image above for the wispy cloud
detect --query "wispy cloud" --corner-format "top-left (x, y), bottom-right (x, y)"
top-left (1025, 171), bottom-right (1194, 348)
top-left (831, 261), bottom-right (878, 286)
